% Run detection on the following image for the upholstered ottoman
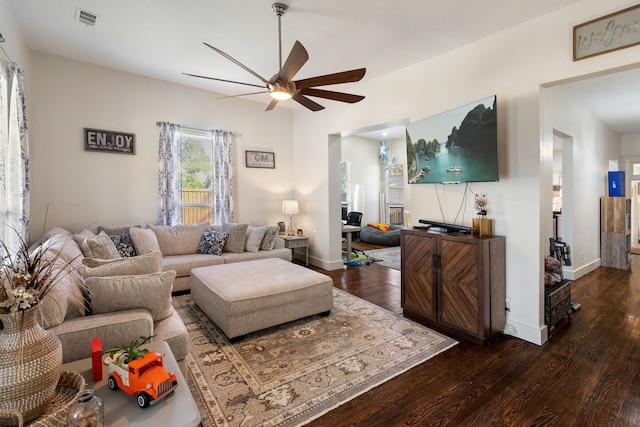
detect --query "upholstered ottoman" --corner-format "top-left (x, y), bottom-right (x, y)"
top-left (191, 258), bottom-right (334, 339)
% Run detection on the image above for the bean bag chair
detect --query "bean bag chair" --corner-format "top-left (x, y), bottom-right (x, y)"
top-left (360, 224), bottom-right (402, 246)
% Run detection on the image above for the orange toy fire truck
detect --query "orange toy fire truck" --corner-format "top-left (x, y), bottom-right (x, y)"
top-left (106, 351), bottom-right (178, 408)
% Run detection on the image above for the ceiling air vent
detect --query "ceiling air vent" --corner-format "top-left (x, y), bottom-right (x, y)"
top-left (75, 8), bottom-right (98, 26)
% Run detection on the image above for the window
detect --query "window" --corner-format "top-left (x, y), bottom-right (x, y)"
top-left (180, 131), bottom-right (214, 225)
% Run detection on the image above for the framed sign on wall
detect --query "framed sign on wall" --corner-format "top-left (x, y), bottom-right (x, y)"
top-left (245, 150), bottom-right (275, 168)
top-left (574, 4), bottom-right (640, 61)
top-left (84, 128), bottom-right (136, 154)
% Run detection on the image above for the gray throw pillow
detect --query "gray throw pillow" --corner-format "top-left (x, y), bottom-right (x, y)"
top-left (85, 231), bottom-right (121, 259)
top-left (221, 223), bottom-right (249, 253)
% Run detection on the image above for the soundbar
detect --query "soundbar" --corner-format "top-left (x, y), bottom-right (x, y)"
top-left (418, 219), bottom-right (472, 234)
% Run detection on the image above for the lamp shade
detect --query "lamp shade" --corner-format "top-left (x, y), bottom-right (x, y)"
top-left (282, 200), bottom-right (299, 215)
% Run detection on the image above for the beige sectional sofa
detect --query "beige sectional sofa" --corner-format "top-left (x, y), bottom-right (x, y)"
top-left (36, 222), bottom-right (293, 370)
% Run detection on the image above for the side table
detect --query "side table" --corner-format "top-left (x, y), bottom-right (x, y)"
top-left (63, 341), bottom-right (201, 427)
top-left (281, 235), bottom-right (309, 266)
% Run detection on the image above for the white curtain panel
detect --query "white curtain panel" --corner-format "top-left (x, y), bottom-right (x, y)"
top-left (0, 67), bottom-right (30, 250)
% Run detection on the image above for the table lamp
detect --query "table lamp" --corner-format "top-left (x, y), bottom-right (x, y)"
top-left (282, 200), bottom-right (299, 236)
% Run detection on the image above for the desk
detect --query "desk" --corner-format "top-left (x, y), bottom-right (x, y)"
top-left (281, 235), bottom-right (310, 266)
top-left (342, 225), bottom-right (361, 262)
top-left (63, 341), bottom-right (200, 427)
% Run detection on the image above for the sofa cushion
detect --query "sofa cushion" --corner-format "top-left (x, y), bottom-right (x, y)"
top-left (40, 229), bottom-right (85, 271)
top-left (129, 227), bottom-right (161, 254)
top-left (85, 270), bottom-right (176, 322)
top-left (85, 231), bottom-right (121, 259)
top-left (245, 226), bottom-right (267, 253)
top-left (259, 225), bottom-right (280, 251)
top-left (161, 254), bottom-right (225, 277)
top-left (149, 222), bottom-right (209, 256)
top-left (221, 223), bottom-right (248, 253)
top-left (197, 229), bottom-right (228, 255)
top-left (39, 258), bottom-right (87, 329)
top-left (79, 250), bottom-right (163, 278)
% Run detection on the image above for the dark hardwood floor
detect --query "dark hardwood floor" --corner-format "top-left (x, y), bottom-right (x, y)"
top-left (304, 252), bottom-right (640, 426)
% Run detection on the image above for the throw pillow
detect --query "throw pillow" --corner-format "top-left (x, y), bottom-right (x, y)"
top-left (221, 223), bottom-right (248, 253)
top-left (260, 225), bottom-right (280, 251)
top-left (79, 250), bottom-right (163, 278)
top-left (108, 232), bottom-right (137, 258)
top-left (148, 222), bottom-right (209, 256)
top-left (197, 229), bottom-right (228, 255)
top-left (245, 226), bottom-right (268, 253)
top-left (84, 270), bottom-right (176, 322)
top-left (129, 227), bottom-right (161, 254)
top-left (85, 231), bottom-right (121, 259)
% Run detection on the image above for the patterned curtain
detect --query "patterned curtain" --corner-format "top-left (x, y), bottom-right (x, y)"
top-left (0, 67), bottom-right (30, 250)
top-left (212, 130), bottom-right (233, 224)
top-left (157, 122), bottom-right (182, 226)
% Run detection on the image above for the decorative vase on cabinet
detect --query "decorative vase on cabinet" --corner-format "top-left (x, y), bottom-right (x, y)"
top-left (0, 307), bottom-right (63, 425)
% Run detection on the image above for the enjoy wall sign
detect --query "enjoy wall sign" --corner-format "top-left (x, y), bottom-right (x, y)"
top-left (84, 128), bottom-right (136, 154)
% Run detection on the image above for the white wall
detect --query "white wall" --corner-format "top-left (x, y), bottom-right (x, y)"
top-left (292, 0), bottom-right (640, 344)
top-left (341, 136), bottom-right (380, 225)
top-left (28, 52), bottom-right (294, 240)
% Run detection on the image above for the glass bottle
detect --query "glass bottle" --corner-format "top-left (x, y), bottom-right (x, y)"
top-left (67, 389), bottom-right (104, 427)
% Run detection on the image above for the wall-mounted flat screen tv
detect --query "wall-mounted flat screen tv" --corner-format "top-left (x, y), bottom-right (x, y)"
top-left (406, 95), bottom-right (498, 184)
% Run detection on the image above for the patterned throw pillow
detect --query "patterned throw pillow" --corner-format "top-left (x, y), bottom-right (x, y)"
top-left (260, 225), bottom-right (280, 251)
top-left (197, 229), bottom-right (229, 255)
top-left (109, 232), bottom-right (137, 257)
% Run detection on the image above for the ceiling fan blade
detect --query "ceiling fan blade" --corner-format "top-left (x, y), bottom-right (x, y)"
top-left (299, 88), bottom-right (365, 104)
top-left (292, 93), bottom-right (325, 111)
top-left (265, 99), bottom-right (279, 111)
top-left (294, 68), bottom-right (366, 89)
top-left (278, 40), bottom-right (309, 82)
top-left (183, 73), bottom-right (265, 89)
top-left (203, 42), bottom-right (270, 85)
top-left (217, 91), bottom-right (268, 99)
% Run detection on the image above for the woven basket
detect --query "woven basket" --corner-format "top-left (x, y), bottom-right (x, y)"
top-left (0, 308), bottom-right (63, 426)
top-left (0, 371), bottom-right (85, 427)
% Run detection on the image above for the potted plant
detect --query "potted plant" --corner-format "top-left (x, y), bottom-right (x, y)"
top-left (99, 335), bottom-right (154, 365)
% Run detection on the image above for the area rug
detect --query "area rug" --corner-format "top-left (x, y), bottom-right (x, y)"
top-left (365, 246), bottom-right (401, 270)
top-left (173, 289), bottom-right (456, 427)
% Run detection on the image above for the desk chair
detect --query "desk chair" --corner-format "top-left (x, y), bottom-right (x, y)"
top-left (342, 211), bottom-right (363, 241)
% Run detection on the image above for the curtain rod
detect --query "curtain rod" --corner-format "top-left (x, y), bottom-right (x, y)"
top-left (156, 122), bottom-right (237, 136)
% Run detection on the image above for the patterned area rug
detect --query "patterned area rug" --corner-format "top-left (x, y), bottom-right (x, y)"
top-left (173, 289), bottom-right (456, 427)
top-left (365, 246), bottom-right (401, 270)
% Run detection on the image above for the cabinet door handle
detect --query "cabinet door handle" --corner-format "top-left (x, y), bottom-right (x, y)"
top-left (432, 254), bottom-right (441, 268)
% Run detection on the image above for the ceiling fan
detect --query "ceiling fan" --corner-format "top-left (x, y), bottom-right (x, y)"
top-left (184, 3), bottom-right (366, 112)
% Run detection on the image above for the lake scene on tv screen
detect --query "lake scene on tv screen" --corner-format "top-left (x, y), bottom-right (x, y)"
top-left (406, 95), bottom-right (498, 184)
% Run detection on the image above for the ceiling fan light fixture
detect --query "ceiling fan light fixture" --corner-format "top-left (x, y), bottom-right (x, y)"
top-left (270, 87), bottom-right (292, 100)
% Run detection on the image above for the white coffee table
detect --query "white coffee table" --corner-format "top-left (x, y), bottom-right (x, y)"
top-left (63, 341), bottom-right (201, 427)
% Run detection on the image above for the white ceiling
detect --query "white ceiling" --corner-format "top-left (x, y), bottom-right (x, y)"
top-left (8, 0), bottom-right (640, 135)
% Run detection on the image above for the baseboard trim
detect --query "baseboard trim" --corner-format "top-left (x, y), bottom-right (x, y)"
top-left (503, 319), bottom-right (546, 345)
top-left (562, 258), bottom-right (601, 280)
